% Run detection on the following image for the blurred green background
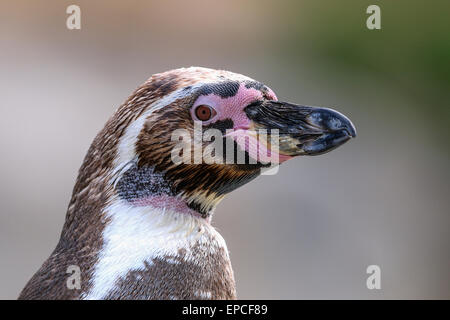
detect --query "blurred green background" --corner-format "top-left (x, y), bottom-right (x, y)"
top-left (0, 0), bottom-right (449, 299)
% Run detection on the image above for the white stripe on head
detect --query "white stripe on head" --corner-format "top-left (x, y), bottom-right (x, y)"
top-left (112, 83), bottom-right (204, 177)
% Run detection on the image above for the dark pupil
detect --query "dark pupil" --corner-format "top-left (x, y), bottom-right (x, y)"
top-left (197, 106), bottom-right (210, 119)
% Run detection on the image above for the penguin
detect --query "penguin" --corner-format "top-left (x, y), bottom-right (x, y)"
top-left (19, 67), bottom-right (356, 299)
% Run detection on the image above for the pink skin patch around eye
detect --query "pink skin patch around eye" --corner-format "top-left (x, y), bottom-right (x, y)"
top-left (192, 83), bottom-right (277, 128)
top-left (192, 83), bottom-right (292, 163)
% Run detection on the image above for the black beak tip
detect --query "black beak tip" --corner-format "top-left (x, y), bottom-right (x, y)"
top-left (309, 107), bottom-right (356, 138)
top-left (344, 121), bottom-right (357, 138)
top-left (299, 107), bottom-right (356, 156)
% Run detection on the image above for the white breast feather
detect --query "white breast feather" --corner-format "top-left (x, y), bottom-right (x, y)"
top-left (83, 197), bottom-right (228, 300)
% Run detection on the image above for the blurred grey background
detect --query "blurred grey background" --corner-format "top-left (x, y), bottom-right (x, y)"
top-left (0, 0), bottom-right (449, 299)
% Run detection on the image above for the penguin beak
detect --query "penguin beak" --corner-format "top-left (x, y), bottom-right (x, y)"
top-left (244, 100), bottom-right (356, 157)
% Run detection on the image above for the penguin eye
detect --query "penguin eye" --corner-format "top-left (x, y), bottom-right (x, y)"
top-left (194, 105), bottom-right (216, 121)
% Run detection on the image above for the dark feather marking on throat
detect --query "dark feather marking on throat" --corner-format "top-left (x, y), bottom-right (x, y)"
top-left (116, 163), bottom-right (174, 201)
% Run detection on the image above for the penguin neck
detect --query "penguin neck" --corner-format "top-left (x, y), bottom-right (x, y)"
top-left (62, 157), bottom-right (233, 299)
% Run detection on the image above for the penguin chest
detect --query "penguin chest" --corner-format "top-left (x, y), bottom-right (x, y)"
top-left (84, 202), bottom-right (236, 299)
